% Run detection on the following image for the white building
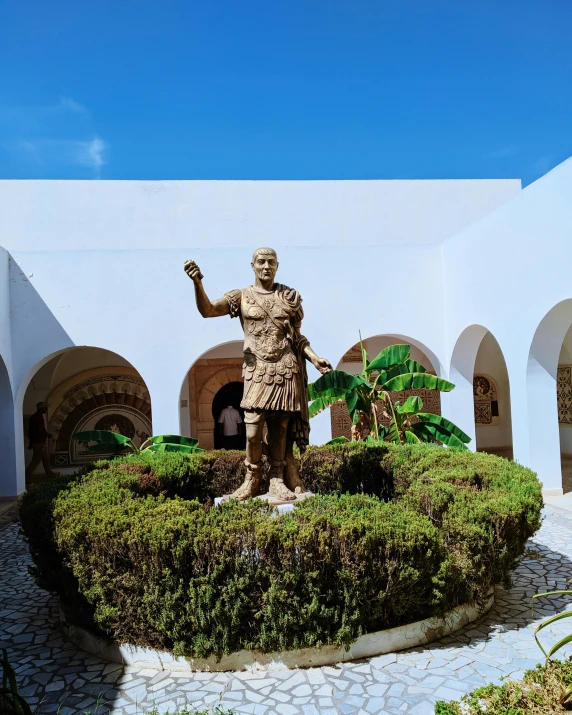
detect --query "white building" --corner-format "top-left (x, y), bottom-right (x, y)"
top-left (2, 160), bottom-right (572, 498)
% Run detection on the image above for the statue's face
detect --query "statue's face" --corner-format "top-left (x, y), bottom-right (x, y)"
top-left (252, 253), bottom-right (278, 283)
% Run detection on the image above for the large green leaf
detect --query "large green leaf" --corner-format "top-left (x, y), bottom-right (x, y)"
top-left (381, 373), bottom-right (455, 392)
top-left (310, 370), bottom-right (370, 396)
top-left (146, 442), bottom-right (204, 454)
top-left (404, 429), bottom-right (422, 444)
top-left (87, 444), bottom-right (126, 453)
top-left (359, 333), bottom-right (370, 372)
top-left (416, 413), bottom-right (471, 444)
top-left (326, 436), bottom-right (349, 445)
top-left (72, 430), bottom-right (132, 446)
top-left (410, 422), bottom-right (468, 450)
top-left (366, 344), bottom-right (410, 373)
top-left (309, 394), bottom-right (351, 419)
top-left (146, 435), bottom-right (200, 447)
top-left (381, 359), bottom-right (428, 384)
top-left (397, 396), bottom-right (423, 415)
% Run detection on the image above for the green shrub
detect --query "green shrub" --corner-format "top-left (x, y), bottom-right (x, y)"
top-left (435, 660), bottom-right (572, 714)
top-left (19, 443), bottom-right (542, 659)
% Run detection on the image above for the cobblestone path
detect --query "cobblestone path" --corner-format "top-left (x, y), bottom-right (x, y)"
top-left (2, 506), bottom-right (572, 715)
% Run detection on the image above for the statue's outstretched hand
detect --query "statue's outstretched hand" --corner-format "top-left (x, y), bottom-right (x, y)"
top-left (314, 357), bottom-right (333, 374)
top-left (184, 260), bottom-right (204, 284)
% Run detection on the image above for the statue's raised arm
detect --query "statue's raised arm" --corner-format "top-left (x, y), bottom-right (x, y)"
top-left (184, 259), bottom-right (230, 318)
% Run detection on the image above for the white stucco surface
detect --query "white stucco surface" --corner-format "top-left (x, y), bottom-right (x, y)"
top-left (0, 165), bottom-right (571, 496)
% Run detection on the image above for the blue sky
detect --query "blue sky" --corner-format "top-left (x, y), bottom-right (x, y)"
top-left (1, 0), bottom-right (571, 185)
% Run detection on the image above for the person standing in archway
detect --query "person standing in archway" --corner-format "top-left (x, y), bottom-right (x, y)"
top-left (185, 248), bottom-right (332, 501)
top-left (218, 403), bottom-right (244, 450)
top-left (25, 402), bottom-right (55, 480)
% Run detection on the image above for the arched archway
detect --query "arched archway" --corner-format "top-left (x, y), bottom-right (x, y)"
top-left (212, 381), bottom-right (246, 450)
top-left (449, 325), bottom-right (513, 457)
top-left (527, 300), bottom-right (572, 493)
top-left (330, 334), bottom-right (442, 441)
top-left (181, 341), bottom-right (244, 450)
top-left (21, 346), bottom-right (151, 487)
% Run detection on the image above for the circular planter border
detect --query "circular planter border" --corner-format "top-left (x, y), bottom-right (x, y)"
top-left (60, 589), bottom-right (494, 672)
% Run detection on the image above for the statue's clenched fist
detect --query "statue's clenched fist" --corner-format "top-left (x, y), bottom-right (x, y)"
top-left (184, 260), bottom-right (204, 283)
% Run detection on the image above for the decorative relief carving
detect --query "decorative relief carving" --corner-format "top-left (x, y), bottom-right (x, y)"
top-left (341, 344), bottom-right (363, 363)
top-left (473, 374), bottom-right (498, 426)
top-left (47, 371), bottom-right (152, 466)
top-left (558, 366), bottom-right (572, 425)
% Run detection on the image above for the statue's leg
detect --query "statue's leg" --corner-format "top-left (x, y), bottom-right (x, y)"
top-left (267, 412), bottom-right (296, 501)
top-left (231, 410), bottom-right (264, 501)
top-left (284, 430), bottom-right (306, 493)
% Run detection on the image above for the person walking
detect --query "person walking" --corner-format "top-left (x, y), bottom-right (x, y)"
top-left (25, 402), bottom-right (55, 479)
top-left (218, 404), bottom-right (243, 450)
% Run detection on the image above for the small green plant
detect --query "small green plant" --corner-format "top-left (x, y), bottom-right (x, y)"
top-left (532, 580), bottom-right (572, 704)
top-left (0, 648), bottom-right (36, 714)
top-left (308, 340), bottom-right (470, 449)
top-left (72, 430), bottom-right (204, 455)
top-left (435, 660), bottom-right (572, 713)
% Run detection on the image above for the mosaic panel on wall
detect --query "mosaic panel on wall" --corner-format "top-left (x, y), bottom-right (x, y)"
top-left (558, 366), bottom-right (572, 425)
top-left (47, 372), bottom-right (152, 466)
top-left (473, 374), bottom-right (498, 426)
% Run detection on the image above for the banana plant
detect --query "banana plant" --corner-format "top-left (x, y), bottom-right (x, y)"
top-left (1, 648), bottom-right (35, 714)
top-left (72, 430), bottom-right (204, 455)
top-left (532, 585), bottom-right (572, 704)
top-left (308, 341), bottom-right (471, 449)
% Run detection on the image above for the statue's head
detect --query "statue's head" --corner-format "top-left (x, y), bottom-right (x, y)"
top-left (251, 247), bottom-right (278, 284)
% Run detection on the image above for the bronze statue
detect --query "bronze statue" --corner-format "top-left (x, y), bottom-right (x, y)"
top-left (184, 248), bottom-right (332, 501)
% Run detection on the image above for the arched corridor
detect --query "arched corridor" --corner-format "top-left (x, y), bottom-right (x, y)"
top-left (180, 341), bottom-right (244, 451)
top-left (473, 332), bottom-right (513, 459)
top-left (449, 325), bottom-right (513, 458)
top-left (22, 347), bottom-right (151, 487)
top-left (525, 300), bottom-right (572, 494)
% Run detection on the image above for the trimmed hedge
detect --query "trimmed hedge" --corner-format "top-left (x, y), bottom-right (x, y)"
top-left (20, 443), bottom-right (542, 658)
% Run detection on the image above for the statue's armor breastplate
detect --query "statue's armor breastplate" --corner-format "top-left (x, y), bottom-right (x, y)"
top-left (241, 288), bottom-right (299, 386)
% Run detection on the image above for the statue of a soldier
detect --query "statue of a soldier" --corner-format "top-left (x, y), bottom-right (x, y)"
top-left (185, 248), bottom-right (332, 501)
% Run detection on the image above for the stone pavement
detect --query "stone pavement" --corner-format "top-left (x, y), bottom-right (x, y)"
top-left (2, 507), bottom-right (572, 715)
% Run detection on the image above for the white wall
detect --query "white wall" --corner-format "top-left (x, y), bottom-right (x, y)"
top-left (0, 179), bottom-right (520, 251)
top-left (18, 171), bottom-right (572, 497)
top-left (443, 157), bottom-right (572, 493)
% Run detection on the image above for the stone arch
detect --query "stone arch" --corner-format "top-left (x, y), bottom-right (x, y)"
top-left (527, 299), bottom-right (572, 493)
top-left (47, 368), bottom-right (152, 465)
top-left (182, 341), bottom-right (244, 450)
top-left (330, 334), bottom-right (443, 441)
top-left (20, 346), bottom-right (151, 478)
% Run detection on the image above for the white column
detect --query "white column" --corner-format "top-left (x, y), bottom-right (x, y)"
top-left (445, 370), bottom-right (477, 451)
top-left (506, 361), bottom-right (531, 471)
top-left (0, 371), bottom-right (19, 497)
top-left (526, 356), bottom-right (562, 494)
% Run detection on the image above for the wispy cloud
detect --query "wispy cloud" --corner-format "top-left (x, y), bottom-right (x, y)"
top-left (13, 136), bottom-right (107, 174)
top-left (0, 96), bottom-right (107, 176)
top-left (486, 144), bottom-right (520, 159)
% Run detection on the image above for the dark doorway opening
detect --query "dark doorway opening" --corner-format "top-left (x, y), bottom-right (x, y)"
top-left (212, 381), bottom-right (245, 450)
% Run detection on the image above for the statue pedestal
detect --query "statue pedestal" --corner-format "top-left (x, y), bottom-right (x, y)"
top-left (215, 490), bottom-right (314, 515)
